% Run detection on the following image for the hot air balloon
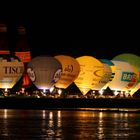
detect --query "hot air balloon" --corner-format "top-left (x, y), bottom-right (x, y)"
top-left (27, 56), bottom-right (62, 91)
top-left (93, 60), bottom-right (112, 91)
top-left (108, 60), bottom-right (135, 95)
top-left (113, 53), bottom-right (140, 95)
top-left (0, 55), bottom-right (24, 91)
top-left (100, 59), bottom-right (116, 90)
top-left (113, 53), bottom-right (140, 69)
top-left (54, 55), bottom-right (80, 89)
top-left (74, 56), bottom-right (104, 95)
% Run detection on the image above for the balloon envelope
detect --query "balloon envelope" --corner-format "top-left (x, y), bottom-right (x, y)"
top-left (74, 56), bottom-right (104, 95)
top-left (27, 56), bottom-right (62, 90)
top-left (113, 53), bottom-right (140, 94)
top-left (108, 60), bottom-right (135, 91)
top-left (113, 53), bottom-right (140, 70)
top-left (100, 59), bottom-right (116, 90)
top-left (55, 55), bottom-right (80, 89)
top-left (93, 61), bottom-right (112, 90)
top-left (0, 55), bottom-right (24, 89)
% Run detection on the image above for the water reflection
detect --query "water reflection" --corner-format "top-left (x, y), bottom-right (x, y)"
top-left (0, 109), bottom-right (140, 139)
top-left (98, 112), bottom-right (104, 139)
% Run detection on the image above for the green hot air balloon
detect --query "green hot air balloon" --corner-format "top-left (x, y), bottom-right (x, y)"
top-left (113, 53), bottom-right (140, 95)
top-left (108, 60), bottom-right (135, 95)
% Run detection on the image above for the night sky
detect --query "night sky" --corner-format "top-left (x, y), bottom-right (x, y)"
top-left (0, 15), bottom-right (139, 60)
top-left (30, 40), bottom-right (140, 60)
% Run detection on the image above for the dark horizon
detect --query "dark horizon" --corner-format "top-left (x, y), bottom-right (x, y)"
top-left (0, 16), bottom-right (139, 59)
top-left (29, 40), bottom-right (140, 59)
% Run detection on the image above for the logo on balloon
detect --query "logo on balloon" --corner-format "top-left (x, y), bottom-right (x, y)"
top-left (121, 72), bottom-right (134, 82)
top-left (27, 68), bottom-right (36, 82)
top-left (64, 65), bottom-right (73, 73)
top-left (53, 69), bottom-right (62, 83)
top-left (93, 69), bottom-right (102, 77)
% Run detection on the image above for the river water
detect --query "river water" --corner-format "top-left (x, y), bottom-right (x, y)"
top-left (0, 109), bottom-right (140, 139)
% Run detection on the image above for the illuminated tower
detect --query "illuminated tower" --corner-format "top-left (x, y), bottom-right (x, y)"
top-left (0, 23), bottom-right (10, 54)
top-left (15, 25), bottom-right (31, 89)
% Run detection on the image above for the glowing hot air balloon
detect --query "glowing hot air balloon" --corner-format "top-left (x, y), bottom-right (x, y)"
top-left (54, 55), bottom-right (80, 89)
top-left (93, 60), bottom-right (112, 91)
top-left (74, 56), bottom-right (104, 95)
top-left (122, 65), bottom-right (139, 95)
top-left (100, 59), bottom-right (116, 90)
top-left (113, 53), bottom-right (140, 95)
top-left (108, 60), bottom-right (135, 93)
top-left (0, 55), bottom-right (24, 90)
top-left (27, 56), bottom-right (62, 91)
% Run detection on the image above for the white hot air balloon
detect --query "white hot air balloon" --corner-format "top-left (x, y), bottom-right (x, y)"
top-left (0, 55), bottom-right (24, 90)
top-left (108, 60), bottom-right (135, 93)
top-left (27, 56), bottom-right (62, 91)
top-left (113, 53), bottom-right (140, 96)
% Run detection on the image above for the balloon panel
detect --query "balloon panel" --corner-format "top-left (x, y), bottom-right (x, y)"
top-left (74, 56), bottom-right (104, 95)
top-left (0, 55), bottom-right (24, 89)
top-left (27, 56), bottom-right (62, 90)
top-left (113, 53), bottom-right (140, 69)
top-left (129, 83), bottom-right (140, 96)
top-left (93, 63), bottom-right (112, 90)
top-left (109, 60), bottom-right (135, 91)
top-left (100, 60), bottom-right (116, 90)
top-left (55, 55), bottom-right (80, 89)
top-left (123, 65), bottom-right (139, 92)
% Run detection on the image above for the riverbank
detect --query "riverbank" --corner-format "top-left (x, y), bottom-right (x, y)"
top-left (1, 98), bottom-right (140, 110)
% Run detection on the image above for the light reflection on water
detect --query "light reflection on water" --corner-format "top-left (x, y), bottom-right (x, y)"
top-left (0, 109), bottom-right (140, 139)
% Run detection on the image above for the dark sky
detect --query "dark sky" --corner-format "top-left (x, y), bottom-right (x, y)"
top-left (0, 16), bottom-right (139, 59)
top-left (30, 40), bottom-right (140, 60)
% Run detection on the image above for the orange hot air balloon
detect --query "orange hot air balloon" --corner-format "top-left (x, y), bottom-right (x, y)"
top-left (55, 55), bottom-right (80, 89)
top-left (74, 56), bottom-right (104, 95)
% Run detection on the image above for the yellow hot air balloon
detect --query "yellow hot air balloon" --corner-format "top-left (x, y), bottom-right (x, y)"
top-left (0, 55), bottom-right (24, 89)
top-left (55, 55), bottom-right (80, 89)
top-left (74, 56), bottom-right (104, 95)
top-left (100, 59), bottom-right (116, 90)
top-left (93, 62), bottom-right (112, 91)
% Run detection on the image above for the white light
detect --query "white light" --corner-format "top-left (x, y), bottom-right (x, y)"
top-left (92, 90), bottom-right (95, 93)
top-left (43, 89), bottom-right (46, 93)
top-left (5, 88), bottom-right (8, 92)
top-left (114, 91), bottom-right (118, 96)
top-left (99, 90), bottom-right (103, 95)
top-left (58, 89), bottom-right (62, 95)
top-left (50, 87), bottom-right (54, 93)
